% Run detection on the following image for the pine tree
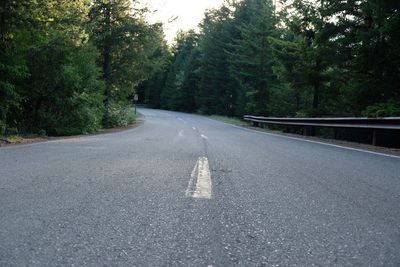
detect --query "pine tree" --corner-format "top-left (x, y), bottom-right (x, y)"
top-left (269, 0), bottom-right (336, 117)
top-left (229, 0), bottom-right (277, 116)
top-left (89, 0), bottom-right (163, 127)
top-left (323, 0), bottom-right (400, 116)
top-left (196, 3), bottom-right (238, 115)
top-left (160, 31), bottom-right (199, 111)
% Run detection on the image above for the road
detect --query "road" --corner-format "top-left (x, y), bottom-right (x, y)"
top-left (1, 108), bottom-right (400, 266)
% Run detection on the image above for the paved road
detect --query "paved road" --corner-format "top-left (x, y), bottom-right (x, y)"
top-left (1, 108), bottom-right (400, 266)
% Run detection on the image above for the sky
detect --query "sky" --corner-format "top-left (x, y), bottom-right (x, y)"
top-left (145, 0), bottom-right (225, 43)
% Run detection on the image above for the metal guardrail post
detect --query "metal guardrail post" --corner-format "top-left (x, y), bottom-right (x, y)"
top-left (372, 129), bottom-right (377, 146)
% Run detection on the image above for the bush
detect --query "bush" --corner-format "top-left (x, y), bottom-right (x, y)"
top-left (46, 92), bottom-right (104, 136)
top-left (362, 99), bottom-right (400, 117)
top-left (197, 106), bottom-right (213, 115)
top-left (6, 127), bottom-right (19, 135)
top-left (24, 40), bottom-right (105, 136)
top-left (295, 110), bottom-right (309, 118)
top-left (0, 120), bottom-right (5, 136)
top-left (107, 102), bottom-right (136, 128)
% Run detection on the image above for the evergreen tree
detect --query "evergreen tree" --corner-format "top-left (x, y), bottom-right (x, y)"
top-left (89, 0), bottom-right (164, 127)
top-left (323, 0), bottom-right (400, 116)
top-left (270, 0), bottom-right (335, 117)
top-left (161, 31), bottom-right (199, 111)
top-left (196, 3), bottom-right (238, 115)
top-left (0, 0), bottom-right (31, 135)
top-left (1, 0), bottom-right (106, 135)
top-left (21, 0), bottom-right (105, 135)
top-left (2, 0), bottom-right (399, 137)
top-left (229, 0), bottom-right (277, 116)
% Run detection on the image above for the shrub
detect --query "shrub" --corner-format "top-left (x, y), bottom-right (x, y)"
top-left (362, 99), bottom-right (400, 117)
top-left (25, 40), bottom-right (105, 136)
top-left (107, 102), bottom-right (136, 128)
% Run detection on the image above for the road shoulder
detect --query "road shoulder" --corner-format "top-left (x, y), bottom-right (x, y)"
top-left (207, 115), bottom-right (400, 158)
top-left (0, 115), bottom-right (145, 147)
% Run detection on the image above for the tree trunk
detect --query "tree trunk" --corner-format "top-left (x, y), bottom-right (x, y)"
top-left (103, 5), bottom-right (112, 127)
top-left (312, 82), bottom-right (320, 116)
top-left (312, 58), bottom-right (322, 118)
top-left (0, 105), bottom-right (6, 136)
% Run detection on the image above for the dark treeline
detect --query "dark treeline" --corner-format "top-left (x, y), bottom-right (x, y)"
top-left (0, 0), bottom-right (167, 136)
top-left (140, 0), bottom-right (400, 119)
top-left (2, 0), bottom-right (399, 137)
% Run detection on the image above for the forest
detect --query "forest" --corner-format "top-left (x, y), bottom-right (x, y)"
top-left (0, 0), bottom-right (168, 136)
top-left (1, 0), bottom-right (399, 137)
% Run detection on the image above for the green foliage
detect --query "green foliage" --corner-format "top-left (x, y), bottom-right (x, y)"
top-left (362, 100), bottom-right (400, 117)
top-left (0, 0), bottom-right (32, 135)
top-left (23, 39), bottom-right (104, 136)
top-left (161, 31), bottom-right (199, 112)
top-left (2, 0), bottom-right (399, 137)
top-left (145, 0), bottom-right (400, 120)
top-left (89, 0), bottom-right (167, 127)
top-left (209, 115), bottom-right (250, 127)
top-left (229, 0), bottom-right (277, 116)
top-left (196, 4), bottom-right (238, 116)
top-left (1, 0), bottom-right (166, 136)
top-left (107, 102), bottom-right (136, 128)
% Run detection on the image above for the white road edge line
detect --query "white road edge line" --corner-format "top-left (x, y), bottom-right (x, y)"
top-left (223, 123), bottom-right (400, 160)
top-left (186, 157), bottom-right (212, 199)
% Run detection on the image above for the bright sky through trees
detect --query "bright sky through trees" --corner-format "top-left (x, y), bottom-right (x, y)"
top-left (147, 0), bottom-right (224, 43)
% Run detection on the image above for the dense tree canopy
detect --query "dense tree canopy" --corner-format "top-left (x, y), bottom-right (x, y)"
top-left (144, 0), bottom-right (399, 118)
top-left (0, 0), bottom-right (167, 136)
top-left (1, 0), bottom-right (399, 137)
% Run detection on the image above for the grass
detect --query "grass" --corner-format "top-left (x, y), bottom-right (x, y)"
top-left (0, 111), bottom-right (144, 146)
top-left (0, 135), bottom-right (24, 144)
top-left (208, 115), bottom-right (250, 127)
top-left (132, 111), bottom-right (143, 121)
top-left (207, 114), bottom-right (287, 136)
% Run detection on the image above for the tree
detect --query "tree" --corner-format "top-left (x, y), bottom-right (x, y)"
top-left (270, 0), bottom-right (338, 117)
top-left (89, 0), bottom-right (165, 127)
top-left (137, 28), bottom-right (171, 108)
top-left (229, 0), bottom-right (277, 116)
top-left (1, 0), bottom-right (106, 136)
top-left (0, 0), bottom-right (31, 135)
top-left (323, 0), bottom-right (400, 116)
top-left (161, 30), bottom-right (199, 111)
top-left (20, 0), bottom-right (105, 135)
top-left (196, 3), bottom-right (238, 116)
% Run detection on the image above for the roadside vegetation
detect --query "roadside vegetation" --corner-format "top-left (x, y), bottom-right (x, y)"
top-left (208, 115), bottom-right (250, 127)
top-left (139, 0), bottom-right (400, 119)
top-left (1, 0), bottom-right (399, 140)
top-left (0, 0), bottom-right (168, 138)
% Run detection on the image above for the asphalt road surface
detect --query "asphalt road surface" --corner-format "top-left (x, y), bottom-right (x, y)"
top-left (1, 108), bottom-right (400, 266)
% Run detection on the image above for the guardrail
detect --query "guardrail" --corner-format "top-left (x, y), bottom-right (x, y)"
top-left (243, 115), bottom-right (400, 146)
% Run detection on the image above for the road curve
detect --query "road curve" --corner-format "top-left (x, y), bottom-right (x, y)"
top-left (1, 108), bottom-right (399, 266)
